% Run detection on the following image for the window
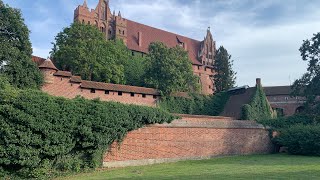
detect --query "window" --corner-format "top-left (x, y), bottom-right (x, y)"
top-left (205, 68), bottom-right (207, 71)
top-left (132, 51), bottom-right (135, 56)
top-left (105, 90), bottom-right (109, 94)
top-left (142, 94), bottom-right (146, 98)
top-left (285, 97), bottom-right (289, 100)
top-left (88, 21), bottom-right (90, 25)
top-left (153, 95), bottom-right (157, 99)
top-left (119, 29), bottom-right (121, 34)
top-left (90, 89), bottom-right (95, 93)
top-left (131, 93), bottom-right (134, 97)
top-left (82, 19), bottom-right (85, 24)
top-left (118, 91), bottom-right (123, 96)
top-left (123, 30), bottom-right (125, 35)
top-left (209, 85), bottom-right (211, 89)
top-left (197, 66), bottom-right (200, 70)
top-left (109, 30), bottom-right (112, 35)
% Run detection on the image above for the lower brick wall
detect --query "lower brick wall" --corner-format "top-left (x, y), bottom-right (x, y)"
top-left (103, 115), bottom-right (274, 167)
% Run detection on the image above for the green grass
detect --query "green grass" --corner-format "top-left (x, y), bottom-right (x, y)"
top-left (59, 154), bottom-right (320, 180)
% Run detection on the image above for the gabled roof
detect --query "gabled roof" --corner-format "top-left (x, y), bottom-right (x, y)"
top-left (126, 20), bottom-right (202, 65)
top-left (221, 87), bottom-right (256, 119)
top-left (38, 58), bottom-right (58, 71)
top-left (263, 86), bottom-right (292, 96)
top-left (81, 80), bottom-right (160, 95)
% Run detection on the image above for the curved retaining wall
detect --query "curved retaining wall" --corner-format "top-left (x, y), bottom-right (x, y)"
top-left (103, 115), bottom-right (274, 167)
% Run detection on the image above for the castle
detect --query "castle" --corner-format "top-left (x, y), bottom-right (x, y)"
top-left (74, 0), bottom-right (216, 95)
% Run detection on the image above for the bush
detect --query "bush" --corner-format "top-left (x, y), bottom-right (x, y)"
top-left (159, 92), bottom-right (229, 116)
top-left (0, 87), bottom-right (175, 179)
top-left (241, 85), bottom-right (276, 120)
top-left (276, 124), bottom-right (320, 156)
top-left (258, 115), bottom-right (320, 156)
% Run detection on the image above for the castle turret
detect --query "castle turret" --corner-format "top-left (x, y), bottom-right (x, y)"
top-left (199, 27), bottom-right (216, 66)
top-left (115, 11), bottom-right (127, 44)
top-left (39, 58), bottom-right (58, 84)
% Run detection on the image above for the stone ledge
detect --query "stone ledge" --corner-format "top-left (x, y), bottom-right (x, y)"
top-left (150, 119), bottom-right (266, 129)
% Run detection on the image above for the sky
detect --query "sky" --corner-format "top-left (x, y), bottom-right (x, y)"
top-left (3, 0), bottom-right (319, 87)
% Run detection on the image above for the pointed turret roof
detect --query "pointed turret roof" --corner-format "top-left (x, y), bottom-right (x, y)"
top-left (83, 0), bottom-right (88, 8)
top-left (39, 58), bottom-right (58, 71)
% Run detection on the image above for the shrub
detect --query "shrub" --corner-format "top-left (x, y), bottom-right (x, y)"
top-left (276, 124), bottom-right (320, 156)
top-left (241, 85), bottom-right (276, 120)
top-left (258, 115), bottom-right (320, 156)
top-left (0, 86), bottom-right (175, 178)
top-left (159, 92), bottom-right (229, 116)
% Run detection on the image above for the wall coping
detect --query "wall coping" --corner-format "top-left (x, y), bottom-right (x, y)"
top-left (149, 119), bottom-right (266, 129)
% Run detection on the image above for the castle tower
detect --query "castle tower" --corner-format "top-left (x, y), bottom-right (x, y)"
top-left (199, 27), bottom-right (216, 66)
top-left (39, 58), bottom-right (58, 84)
top-left (74, 0), bottom-right (114, 39)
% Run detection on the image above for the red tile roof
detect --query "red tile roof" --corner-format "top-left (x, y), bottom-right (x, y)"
top-left (126, 20), bottom-right (202, 65)
top-left (53, 71), bottom-right (72, 77)
top-left (32, 55), bottom-right (46, 66)
top-left (263, 86), bottom-right (292, 96)
top-left (39, 59), bottom-right (58, 70)
top-left (81, 80), bottom-right (160, 95)
top-left (70, 76), bottom-right (82, 83)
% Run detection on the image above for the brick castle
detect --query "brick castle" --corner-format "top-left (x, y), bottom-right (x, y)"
top-left (74, 0), bottom-right (216, 95)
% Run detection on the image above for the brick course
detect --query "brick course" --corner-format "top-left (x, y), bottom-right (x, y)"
top-left (103, 115), bottom-right (274, 167)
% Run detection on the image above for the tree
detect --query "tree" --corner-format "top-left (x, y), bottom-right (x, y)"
top-left (292, 33), bottom-right (320, 115)
top-left (0, 1), bottom-right (43, 89)
top-left (51, 23), bottom-right (129, 84)
top-left (213, 46), bottom-right (236, 93)
top-left (124, 54), bottom-right (146, 87)
top-left (144, 42), bottom-right (199, 95)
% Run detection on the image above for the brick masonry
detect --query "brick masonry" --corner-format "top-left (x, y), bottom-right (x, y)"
top-left (103, 115), bottom-right (274, 167)
top-left (42, 73), bottom-right (158, 107)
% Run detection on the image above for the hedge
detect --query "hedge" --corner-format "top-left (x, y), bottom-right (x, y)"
top-left (158, 92), bottom-right (229, 116)
top-left (0, 80), bottom-right (175, 179)
top-left (258, 115), bottom-right (320, 156)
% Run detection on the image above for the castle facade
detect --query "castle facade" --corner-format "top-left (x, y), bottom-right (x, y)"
top-left (74, 0), bottom-right (216, 95)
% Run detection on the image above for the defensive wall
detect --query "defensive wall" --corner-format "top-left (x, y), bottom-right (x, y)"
top-left (103, 114), bottom-right (274, 167)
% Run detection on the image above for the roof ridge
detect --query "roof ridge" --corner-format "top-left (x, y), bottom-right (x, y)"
top-left (127, 19), bottom-right (201, 43)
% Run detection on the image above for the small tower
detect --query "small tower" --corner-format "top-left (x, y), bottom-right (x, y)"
top-left (39, 58), bottom-right (58, 84)
top-left (115, 11), bottom-right (127, 44)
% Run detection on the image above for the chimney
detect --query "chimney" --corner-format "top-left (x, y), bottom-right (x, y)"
top-left (138, 31), bottom-right (142, 47)
top-left (256, 78), bottom-right (261, 87)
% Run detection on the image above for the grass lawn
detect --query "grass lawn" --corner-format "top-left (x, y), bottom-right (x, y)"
top-left (59, 154), bottom-right (320, 180)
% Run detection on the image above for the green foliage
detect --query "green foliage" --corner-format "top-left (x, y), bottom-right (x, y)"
top-left (241, 85), bottom-right (275, 120)
top-left (0, 86), bottom-right (175, 179)
top-left (213, 46), bottom-right (237, 93)
top-left (159, 92), bottom-right (229, 116)
top-left (258, 115), bottom-right (320, 156)
top-left (144, 42), bottom-right (200, 95)
top-left (292, 32), bottom-right (320, 115)
top-left (0, 1), bottom-right (43, 89)
top-left (51, 23), bottom-right (129, 84)
top-left (124, 54), bottom-right (146, 87)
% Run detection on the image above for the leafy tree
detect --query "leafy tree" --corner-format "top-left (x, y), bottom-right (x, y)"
top-left (0, 1), bottom-right (43, 89)
top-left (213, 46), bottom-right (236, 92)
top-left (124, 54), bottom-right (146, 87)
top-left (144, 42), bottom-right (199, 95)
top-left (292, 33), bottom-right (320, 115)
top-left (51, 23), bottom-right (129, 84)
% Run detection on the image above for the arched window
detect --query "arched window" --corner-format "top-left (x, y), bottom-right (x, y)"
top-left (95, 21), bottom-right (98, 27)
top-left (88, 21), bottom-right (90, 25)
top-left (123, 30), bottom-right (125, 35)
top-left (82, 19), bottom-right (85, 24)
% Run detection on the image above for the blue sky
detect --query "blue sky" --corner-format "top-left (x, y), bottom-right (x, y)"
top-left (3, 0), bottom-right (320, 87)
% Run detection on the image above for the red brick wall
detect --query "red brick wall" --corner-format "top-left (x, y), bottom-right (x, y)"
top-left (103, 115), bottom-right (274, 167)
top-left (192, 65), bottom-right (214, 95)
top-left (42, 75), bottom-right (157, 107)
top-left (266, 95), bottom-right (304, 116)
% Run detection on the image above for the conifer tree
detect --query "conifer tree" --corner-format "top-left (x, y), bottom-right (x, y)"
top-left (213, 46), bottom-right (236, 92)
